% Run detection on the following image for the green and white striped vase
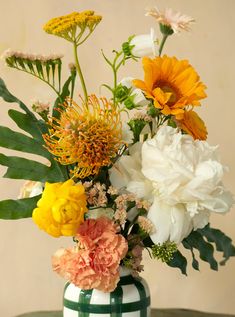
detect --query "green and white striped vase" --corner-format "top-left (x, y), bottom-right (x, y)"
top-left (63, 267), bottom-right (151, 317)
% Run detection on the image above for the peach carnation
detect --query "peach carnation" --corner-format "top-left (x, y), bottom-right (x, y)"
top-left (52, 217), bottom-right (128, 292)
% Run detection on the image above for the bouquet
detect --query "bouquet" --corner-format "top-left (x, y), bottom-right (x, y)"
top-left (0, 7), bottom-right (234, 294)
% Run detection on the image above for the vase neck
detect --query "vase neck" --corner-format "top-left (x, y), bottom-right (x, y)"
top-left (119, 266), bottom-right (132, 277)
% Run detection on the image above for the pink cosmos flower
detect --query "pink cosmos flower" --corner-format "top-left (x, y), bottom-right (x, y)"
top-left (52, 217), bottom-right (128, 292)
top-left (146, 7), bottom-right (194, 33)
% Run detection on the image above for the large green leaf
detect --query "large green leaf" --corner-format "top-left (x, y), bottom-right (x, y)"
top-left (0, 195), bottom-right (40, 219)
top-left (167, 250), bottom-right (187, 275)
top-left (184, 231), bottom-right (218, 271)
top-left (0, 153), bottom-right (66, 182)
top-left (0, 125), bottom-right (50, 159)
top-left (8, 109), bottom-right (46, 141)
top-left (198, 225), bottom-right (235, 265)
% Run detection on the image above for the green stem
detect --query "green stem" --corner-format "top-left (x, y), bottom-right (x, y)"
top-left (73, 43), bottom-right (88, 103)
top-left (159, 34), bottom-right (168, 56)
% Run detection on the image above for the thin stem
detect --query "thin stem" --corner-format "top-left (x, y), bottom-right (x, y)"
top-left (159, 34), bottom-right (168, 56)
top-left (73, 43), bottom-right (88, 103)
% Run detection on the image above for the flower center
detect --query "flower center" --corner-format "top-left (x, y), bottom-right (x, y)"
top-left (155, 81), bottom-right (180, 106)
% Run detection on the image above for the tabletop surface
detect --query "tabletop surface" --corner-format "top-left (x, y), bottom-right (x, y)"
top-left (15, 309), bottom-right (235, 317)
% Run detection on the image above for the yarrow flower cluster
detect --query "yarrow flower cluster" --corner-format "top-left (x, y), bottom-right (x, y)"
top-left (0, 5), bottom-right (234, 295)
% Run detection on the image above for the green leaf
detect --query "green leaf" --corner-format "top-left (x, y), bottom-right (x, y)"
top-left (0, 195), bottom-right (40, 219)
top-left (0, 125), bottom-right (50, 159)
top-left (8, 109), bottom-right (44, 141)
top-left (53, 71), bottom-right (77, 118)
top-left (167, 250), bottom-right (187, 275)
top-left (198, 225), bottom-right (235, 265)
top-left (0, 153), bottom-right (64, 182)
top-left (184, 231), bottom-right (218, 271)
top-left (182, 240), bottom-right (200, 271)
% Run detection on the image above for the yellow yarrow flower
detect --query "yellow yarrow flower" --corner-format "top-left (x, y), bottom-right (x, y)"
top-left (32, 180), bottom-right (87, 237)
top-left (43, 11), bottom-right (102, 44)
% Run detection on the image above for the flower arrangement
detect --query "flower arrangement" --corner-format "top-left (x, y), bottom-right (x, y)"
top-left (0, 6), bottom-right (234, 294)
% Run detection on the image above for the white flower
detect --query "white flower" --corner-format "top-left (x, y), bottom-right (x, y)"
top-left (18, 181), bottom-right (43, 199)
top-left (119, 77), bottom-right (149, 107)
top-left (129, 28), bottom-right (157, 57)
top-left (146, 7), bottom-right (194, 33)
top-left (110, 126), bottom-right (234, 244)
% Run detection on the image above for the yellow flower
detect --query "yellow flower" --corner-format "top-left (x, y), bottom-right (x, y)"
top-left (43, 11), bottom-right (102, 44)
top-left (43, 95), bottom-right (123, 179)
top-left (178, 110), bottom-right (208, 140)
top-left (32, 180), bottom-right (87, 237)
top-left (133, 55), bottom-right (207, 119)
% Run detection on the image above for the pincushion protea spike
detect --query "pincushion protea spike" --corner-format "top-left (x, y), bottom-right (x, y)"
top-left (43, 95), bottom-right (123, 178)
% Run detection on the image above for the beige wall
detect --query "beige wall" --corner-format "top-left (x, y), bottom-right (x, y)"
top-left (0, 0), bottom-right (235, 316)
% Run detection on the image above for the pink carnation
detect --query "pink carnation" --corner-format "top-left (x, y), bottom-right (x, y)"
top-left (52, 217), bottom-right (128, 292)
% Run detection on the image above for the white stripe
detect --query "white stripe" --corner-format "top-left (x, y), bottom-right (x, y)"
top-left (90, 288), bottom-right (110, 304)
top-left (64, 283), bottom-right (80, 302)
top-left (122, 284), bottom-right (140, 303)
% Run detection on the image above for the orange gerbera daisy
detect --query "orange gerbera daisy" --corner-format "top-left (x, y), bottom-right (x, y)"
top-left (43, 95), bottom-right (123, 178)
top-left (178, 110), bottom-right (207, 140)
top-left (133, 55), bottom-right (207, 119)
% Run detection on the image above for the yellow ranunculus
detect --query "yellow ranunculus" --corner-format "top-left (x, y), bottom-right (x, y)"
top-left (32, 179), bottom-right (87, 237)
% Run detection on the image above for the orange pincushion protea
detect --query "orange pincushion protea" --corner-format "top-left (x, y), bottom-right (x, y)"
top-left (43, 95), bottom-right (123, 178)
top-left (133, 55), bottom-right (207, 119)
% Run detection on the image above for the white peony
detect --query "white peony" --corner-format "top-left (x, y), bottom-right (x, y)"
top-left (110, 126), bottom-right (234, 244)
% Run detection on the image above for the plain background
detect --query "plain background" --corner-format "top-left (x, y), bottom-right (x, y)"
top-left (0, 0), bottom-right (235, 316)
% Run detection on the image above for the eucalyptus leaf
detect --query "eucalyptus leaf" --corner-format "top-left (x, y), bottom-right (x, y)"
top-left (198, 225), bottom-right (235, 265)
top-left (184, 231), bottom-right (218, 271)
top-left (167, 250), bottom-right (187, 275)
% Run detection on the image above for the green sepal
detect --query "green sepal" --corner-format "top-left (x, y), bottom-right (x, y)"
top-left (167, 250), bottom-right (187, 275)
top-left (198, 224), bottom-right (235, 265)
top-left (0, 195), bottom-right (40, 219)
top-left (184, 231), bottom-right (218, 271)
top-left (160, 23), bottom-right (174, 35)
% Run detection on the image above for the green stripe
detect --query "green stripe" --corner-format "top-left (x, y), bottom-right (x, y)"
top-left (134, 279), bottom-right (149, 317)
top-left (78, 289), bottom-right (93, 317)
top-left (64, 296), bottom-right (150, 313)
top-left (110, 285), bottom-right (123, 317)
top-left (118, 275), bottom-right (136, 285)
